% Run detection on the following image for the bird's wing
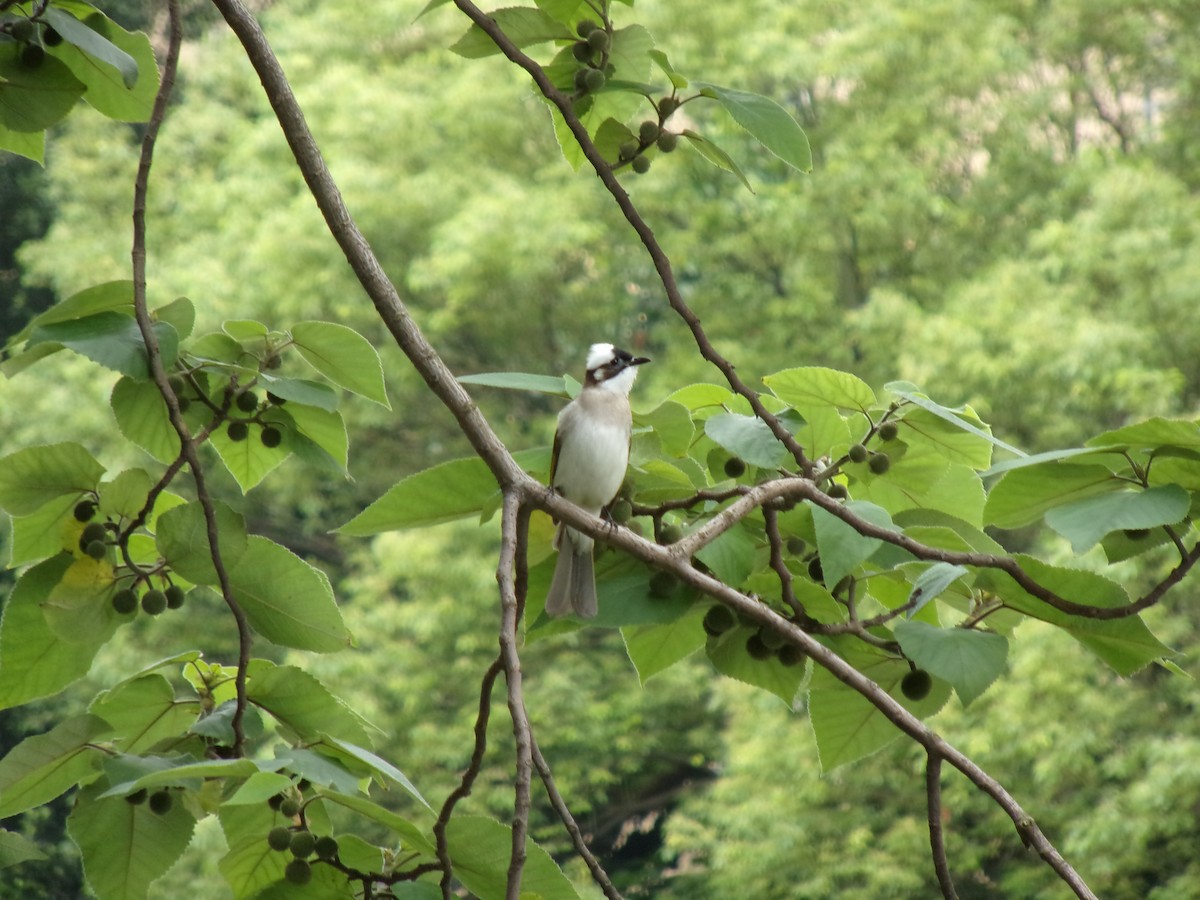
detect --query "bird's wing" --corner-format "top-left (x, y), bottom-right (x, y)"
top-left (549, 426), bottom-right (562, 488)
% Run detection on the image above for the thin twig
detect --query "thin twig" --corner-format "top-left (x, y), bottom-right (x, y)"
top-left (130, 0), bottom-right (253, 755)
top-left (926, 752), bottom-right (958, 900)
top-left (497, 493), bottom-right (532, 899)
top-left (763, 506), bottom-right (804, 618)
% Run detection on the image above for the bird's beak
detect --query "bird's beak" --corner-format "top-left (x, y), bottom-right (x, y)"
top-left (630, 356), bottom-right (651, 366)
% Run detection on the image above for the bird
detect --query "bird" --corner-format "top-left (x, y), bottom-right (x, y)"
top-left (545, 342), bottom-right (650, 618)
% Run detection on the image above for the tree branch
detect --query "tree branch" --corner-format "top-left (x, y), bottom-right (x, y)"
top-left (926, 752), bottom-right (958, 900)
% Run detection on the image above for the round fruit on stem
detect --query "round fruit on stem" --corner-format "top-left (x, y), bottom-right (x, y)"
top-left (289, 830), bottom-right (316, 859)
top-left (112, 589), bottom-right (139, 615)
top-left (878, 421), bottom-right (899, 441)
top-left (284, 859), bottom-right (312, 885)
top-left (702, 605), bottom-right (736, 637)
top-left (236, 391), bottom-right (259, 412)
top-left (901, 669), bottom-right (932, 701)
top-left (141, 590), bottom-right (168, 616)
top-left (74, 500), bottom-right (97, 522)
top-left (164, 585), bottom-right (186, 609)
top-left (314, 835), bottom-right (339, 861)
top-left (631, 155), bottom-right (651, 174)
top-left (723, 456), bottom-right (747, 478)
top-left (868, 452), bottom-right (891, 475)
top-left (656, 131), bottom-right (678, 153)
top-left (847, 443), bottom-right (869, 463)
top-left (227, 421), bottom-right (250, 442)
top-left (148, 790), bottom-right (173, 815)
top-left (638, 120), bottom-right (660, 143)
top-left (582, 67), bottom-right (606, 92)
top-left (261, 425), bottom-right (283, 448)
top-left (267, 826), bottom-right (292, 852)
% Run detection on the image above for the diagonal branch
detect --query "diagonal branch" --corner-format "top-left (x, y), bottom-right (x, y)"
top-left (130, 0), bottom-right (253, 755)
top-left (926, 752), bottom-right (958, 900)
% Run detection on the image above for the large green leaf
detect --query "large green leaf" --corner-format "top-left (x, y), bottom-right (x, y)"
top-left (0, 53), bottom-right (85, 133)
top-left (0, 441), bottom-right (105, 516)
top-left (894, 620), bottom-right (1008, 706)
top-left (318, 736), bottom-right (429, 810)
top-left (0, 829), bottom-right (47, 869)
top-left (0, 121), bottom-right (44, 163)
top-left (764, 366), bottom-right (876, 414)
top-left (41, 556), bottom-right (120, 644)
top-left (681, 129), bottom-right (754, 192)
top-left (0, 714), bottom-right (111, 818)
top-left (1044, 485), bottom-right (1191, 553)
top-left (7, 495), bottom-right (75, 567)
top-left (0, 555), bottom-right (108, 709)
top-left (319, 790), bottom-right (434, 853)
top-left (812, 501), bottom-right (892, 588)
top-left (450, 7), bottom-right (574, 58)
top-left (53, 12), bottom-right (157, 121)
top-left (704, 412), bottom-right (786, 468)
top-left (622, 605), bottom-right (708, 684)
top-left (457, 371), bottom-right (570, 395)
top-left (41, 7), bottom-right (139, 89)
top-left (218, 801), bottom-right (290, 900)
top-left (897, 407), bottom-right (995, 471)
top-left (29, 312), bottom-right (178, 379)
top-left (290, 320), bottom-right (390, 407)
top-left (888, 382), bottom-right (1024, 461)
top-left (110, 376), bottom-right (181, 463)
top-left (984, 462), bottom-right (1122, 529)
top-left (247, 663), bottom-right (373, 747)
top-left (705, 625), bottom-right (806, 704)
top-left (208, 420), bottom-right (291, 492)
top-left (156, 500), bottom-right (249, 585)
top-left (445, 815), bottom-right (577, 900)
top-left (226, 537), bottom-right (350, 652)
top-left (274, 403), bottom-right (349, 473)
top-left (89, 674), bottom-right (199, 754)
top-left (69, 780), bottom-right (195, 900)
top-left (1087, 416), bottom-right (1200, 452)
top-left (694, 82), bottom-right (812, 174)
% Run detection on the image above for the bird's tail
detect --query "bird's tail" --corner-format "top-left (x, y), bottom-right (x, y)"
top-left (546, 525), bottom-right (598, 618)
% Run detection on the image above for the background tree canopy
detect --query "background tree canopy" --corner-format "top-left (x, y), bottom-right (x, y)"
top-left (1, 0), bottom-right (1198, 897)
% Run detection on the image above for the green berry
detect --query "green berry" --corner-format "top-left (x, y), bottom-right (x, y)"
top-left (11, 19), bottom-right (36, 42)
top-left (125, 788), bottom-right (148, 805)
top-left (757, 625), bottom-right (786, 650)
top-left (648, 570), bottom-right (677, 599)
top-left (901, 669), bottom-right (933, 701)
top-left (573, 68), bottom-right (590, 91)
top-left (868, 452), bottom-right (891, 475)
top-left (284, 859), bottom-right (312, 885)
top-left (586, 29), bottom-right (609, 52)
top-left (609, 498), bottom-right (633, 523)
top-left (656, 131), bottom-right (678, 153)
top-left (112, 589), bottom-right (138, 615)
top-left (74, 500), bottom-right (97, 522)
top-left (279, 797), bottom-right (301, 818)
top-left (807, 557), bottom-right (824, 583)
top-left (702, 605), bottom-right (736, 637)
top-left (571, 41), bottom-right (592, 63)
top-left (314, 835), bottom-right (339, 861)
top-left (165, 585), bottom-right (186, 609)
top-left (81, 522), bottom-right (108, 545)
top-left (267, 826), bottom-right (292, 852)
top-left (723, 457), bottom-right (747, 478)
top-left (576, 19), bottom-right (599, 37)
top-left (658, 96), bottom-right (679, 118)
top-left (236, 391), bottom-right (259, 412)
top-left (746, 632), bottom-right (774, 660)
top-left (786, 537), bottom-right (807, 556)
top-left (141, 590), bottom-right (167, 616)
top-left (631, 155), bottom-right (651, 175)
top-left (289, 830), bottom-right (316, 859)
top-left (638, 120), bottom-right (660, 144)
top-left (227, 421), bottom-right (249, 442)
top-left (260, 425), bottom-right (283, 448)
top-left (618, 140), bottom-right (639, 161)
top-left (148, 790), bottom-right (173, 816)
top-left (85, 540), bottom-right (108, 561)
top-left (659, 522), bottom-right (683, 544)
top-left (878, 421), bottom-right (899, 441)
top-left (827, 483), bottom-right (849, 500)
top-left (847, 443), bottom-right (869, 463)
top-left (582, 67), bottom-right (606, 92)
top-left (778, 644), bottom-right (807, 667)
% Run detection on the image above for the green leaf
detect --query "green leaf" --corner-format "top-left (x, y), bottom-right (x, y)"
top-left (277, 403), bottom-right (349, 471)
top-left (0, 828), bottom-right (48, 869)
top-left (446, 815), bottom-right (577, 900)
top-left (0, 441), bottom-right (104, 515)
top-left (457, 371), bottom-right (570, 395)
top-left (680, 129), bottom-right (754, 192)
top-left (812, 501), bottom-right (893, 588)
top-left (694, 523), bottom-right (758, 587)
top-left (694, 82), bottom-right (812, 173)
top-left (808, 638), bottom-right (951, 770)
top-left (339, 452), bottom-right (545, 535)
top-left (29, 311), bottom-right (179, 379)
top-left (7, 495), bottom-right (75, 567)
top-left (449, 7), bottom-right (574, 58)
top-left (152, 296), bottom-right (195, 341)
top-left (227, 536), bottom-right (350, 652)
top-left (90, 674), bottom-right (199, 754)
top-left (156, 500), bottom-right (249, 585)
top-left (893, 620), bottom-right (1008, 706)
top-left (765, 366), bottom-right (876, 414)
top-left (6, 280), bottom-right (133, 349)
top-left (69, 780), bottom-right (195, 900)
top-left (41, 7), bottom-right (139, 89)
top-left (270, 747), bottom-right (360, 794)
top-left (636, 400), bottom-right (695, 458)
top-left (0, 714), bottom-right (110, 818)
top-left (906, 563), bottom-right (970, 618)
top-left (319, 790), bottom-right (434, 853)
top-left (984, 462), bottom-right (1122, 529)
top-left (980, 557), bottom-right (1171, 675)
top-left (888, 382), bottom-right (1025, 461)
top-left (224, 771), bottom-right (294, 806)
top-left (207, 421), bottom-right (291, 492)
top-left (291, 320), bottom-right (390, 407)
top-left (42, 556), bottom-right (119, 644)
top-left (983, 446), bottom-right (1107, 477)
top-left (218, 801), bottom-right (289, 900)
top-left (0, 53), bottom-right (85, 133)
top-left (98, 467), bottom-right (154, 519)
top-left (0, 120), bottom-right (44, 163)
top-left (1044, 485), bottom-right (1191, 553)
top-left (648, 48), bottom-right (688, 88)
top-left (897, 407), bottom-right (996, 471)
top-left (593, 115), bottom-right (638, 164)
top-left (247, 663), bottom-right (373, 747)
top-left (100, 754), bottom-right (259, 795)
top-left (254, 373), bottom-right (339, 411)
top-left (0, 555), bottom-right (106, 709)
top-left (318, 736), bottom-right (430, 810)
top-left (705, 626), bottom-right (806, 704)
top-left (1087, 416), bottom-right (1200, 452)
top-left (49, 10), bottom-right (158, 122)
top-left (622, 605), bottom-right (708, 683)
top-left (704, 412), bottom-right (785, 468)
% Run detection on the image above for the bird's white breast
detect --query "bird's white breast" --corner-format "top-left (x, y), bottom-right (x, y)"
top-left (553, 390), bottom-right (632, 514)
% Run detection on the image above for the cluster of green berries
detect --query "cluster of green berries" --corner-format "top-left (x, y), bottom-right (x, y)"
top-left (266, 790), bottom-right (338, 885)
top-left (571, 20), bottom-right (611, 95)
top-left (125, 787), bottom-right (176, 815)
top-left (617, 97), bottom-right (681, 175)
top-left (111, 582), bottom-right (187, 616)
top-left (6, 15), bottom-right (61, 69)
top-left (844, 419), bottom-right (900, 477)
top-left (702, 605), bottom-right (807, 667)
top-left (227, 390), bottom-right (285, 448)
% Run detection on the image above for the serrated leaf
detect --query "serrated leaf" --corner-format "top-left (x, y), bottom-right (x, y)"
top-left (811, 501), bottom-right (892, 588)
top-left (319, 790), bottom-right (434, 853)
top-left (450, 7), bottom-right (573, 58)
top-left (0, 714), bottom-right (111, 818)
top-left (49, 10), bottom-right (158, 121)
top-left (42, 7), bottom-right (139, 89)
top-left (693, 82), bottom-right (812, 173)
top-left (704, 412), bottom-right (785, 468)
top-left (888, 382), bottom-right (1024, 461)
top-left (207, 422), bottom-right (291, 492)
top-left (1044, 485), bottom-right (1191, 553)
top-left (894, 620), bottom-right (1008, 705)
top-left (694, 522), bottom-right (758, 588)
top-left (270, 747), bottom-right (360, 794)
top-left (29, 312), bottom-right (178, 379)
top-left (7, 280), bottom-right (133, 349)
top-left (984, 462), bottom-right (1121, 529)
top-left (765, 366), bottom-right (876, 414)
top-left (89, 674), bottom-right (199, 754)
top-left (224, 771), bottom-right (294, 807)
top-left (983, 446), bottom-right (1107, 477)
top-left (318, 736), bottom-right (430, 810)
top-left (457, 371), bottom-right (570, 395)
top-left (648, 48), bottom-right (688, 88)
top-left (291, 320), bottom-right (390, 407)
top-left (247, 663), bottom-right (372, 747)
top-left (705, 626), bottom-right (806, 704)
top-left (0, 555), bottom-right (108, 709)
top-left (0, 53), bottom-right (85, 133)
top-left (0, 828), bottom-right (48, 868)
top-left (446, 815), bottom-right (577, 900)
top-left (906, 563), bottom-right (970, 618)
top-left (218, 801), bottom-right (289, 899)
top-left (636, 400), bottom-right (694, 457)
top-left (99, 467), bottom-right (154, 519)
top-left (1087, 416), bottom-right (1200, 452)
top-left (680, 129), bottom-right (754, 192)
top-left (0, 441), bottom-right (104, 515)
top-left (155, 500), bottom-right (248, 585)
top-left (226, 537), bottom-right (350, 652)
top-left (152, 297), bottom-right (195, 341)
top-left (254, 374), bottom-right (339, 411)
top-left (277, 403), bottom-right (349, 471)
top-left (7, 495), bottom-right (75, 567)
top-left (622, 605), bottom-right (708, 684)
top-left (0, 121), bottom-right (44, 163)
top-left (42, 556), bottom-right (119, 644)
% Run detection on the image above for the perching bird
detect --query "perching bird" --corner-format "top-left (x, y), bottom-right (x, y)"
top-left (545, 343), bottom-right (650, 618)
